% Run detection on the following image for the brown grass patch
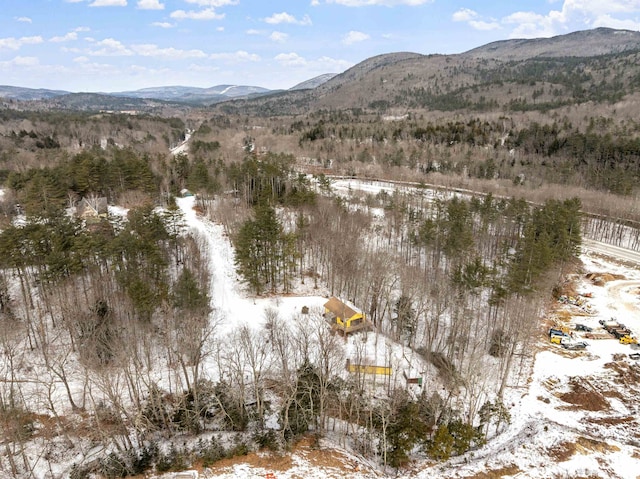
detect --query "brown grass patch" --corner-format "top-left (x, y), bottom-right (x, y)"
top-left (589, 416), bottom-right (634, 426)
top-left (557, 281), bottom-right (578, 298)
top-left (208, 451), bottom-right (293, 473)
top-left (554, 310), bottom-right (574, 322)
top-left (463, 465), bottom-right (521, 478)
top-left (558, 378), bottom-right (610, 411)
top-left (206, 435), bottom-right (363, 476)
top-left (604, 361), bottom-right (640, 384)
top-left (549, 441), bottom-right (577, 462)
top-left (294, 435), bottom-right (361, 472)
top-left (548, 437), bottom-right (619, 462)
top-left (575, 436), bottom-right (620, 454)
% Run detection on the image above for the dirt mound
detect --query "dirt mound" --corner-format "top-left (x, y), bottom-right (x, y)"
top-left (558, 378), bottom-right (610, 411)
top-left (604, 360), bottom-right (640, 385)
top-left (548, 436), bottom-right (619, 462)
top-left (208, 451), bottom-right (294, 473)
top-left (586, 272), bottom-right (626, 285)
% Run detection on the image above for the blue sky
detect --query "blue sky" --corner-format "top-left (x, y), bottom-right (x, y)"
top-left (2, 0), bottom-right (640, 92)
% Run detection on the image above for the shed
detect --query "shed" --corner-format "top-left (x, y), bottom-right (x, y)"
top-left (77, 196), bottom-right (108, 221)
top-left (323, 297), bottom-right (370, 335)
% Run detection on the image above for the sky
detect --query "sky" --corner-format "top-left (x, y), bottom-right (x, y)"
top-left (2, 0), bottom-right (640, 92)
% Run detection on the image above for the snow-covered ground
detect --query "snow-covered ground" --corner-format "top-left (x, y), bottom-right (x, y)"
top-left (171, 195), bottom-right (640, 479)
top-left (170, 131), bottom-right (192, 156)
top-left (176, 195), bottom-right (329, 335)
top-left (5, 186), bottom-right (639, 479)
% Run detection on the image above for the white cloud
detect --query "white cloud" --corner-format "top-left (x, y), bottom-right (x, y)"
top-left (503, 11), bottom-right (557, 38)
top-left (453, 8), bottom-right (500, 31)
top-left (0, 36), bottom-right (44, 50)
top-left (315, 55), bottom-right (352, 70)
top-left (246, 29), bottom-right (263, 35)
top-left (275, 52), bottom-right (307, 67)
top-left (500, 0), bottom-right (640, 38)
top-left (184, 0), bottom-right (238, 5)
top-left (15, 16), bottom-right (32, 23)
top-left (264, 12), bottom-right (312, 25)
top-left (1, 56), bottom-right (40, 67)
top-left (89, 0), bottom-right (127, 6)
top-left (274, 53), bottom-right (352, 71)
top-left (137, 0), bottom-right (164, 9)
top-left (342, 30), bottom-right (370, 44)
top-left (270, 31), bottom-right (289, 43)
top-left (152, 22), bottom-right (174, 28)
top-left (311, 0), bottom-right (320, 5)
top-left (452, 8), bottom-right (477, 22)
top-left (188, 63), bottom-right (221, 73)
top-left (592, 13), bottom-right (640, 30)
top-left (73, 56), bottom-right (90, 63)
top-left (75, 26), bottom-right (91, 32)
top-left (50, 32), bottom-right (79, 43)
top-left (131, 43), bottom-right (207, 59)
top-left (87, 38), bottom-right (133, 56)
top-left (209, 50), bottom-right (260, 62)
top-left (469, 20), bottom-right (500, 31)
top-left (170, 8), bottom-right (224, 20)
top-left (321, 0), bottom-right (432, 5)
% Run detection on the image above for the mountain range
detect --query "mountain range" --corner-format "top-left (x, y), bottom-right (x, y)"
top-left (0, 73), bottom-right (338, 106)
top-left (2, 27), bottom-right (640, 113)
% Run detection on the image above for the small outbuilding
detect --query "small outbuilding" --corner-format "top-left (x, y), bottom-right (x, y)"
top-left (76, 196), bottom-right (108, 221)
top-left (323, 297), bottom-right (370, 335)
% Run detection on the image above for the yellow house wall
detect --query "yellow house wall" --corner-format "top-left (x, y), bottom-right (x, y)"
top-left (347, 364), bottom-right (391, 375)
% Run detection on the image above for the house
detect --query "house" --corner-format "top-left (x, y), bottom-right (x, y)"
top-left (323, 297), bottom-right (371, 335)
top-left (76, 196), bottom-right (108, 221)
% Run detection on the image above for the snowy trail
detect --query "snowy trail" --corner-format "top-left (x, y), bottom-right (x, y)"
top-left (175, 196), bottom-right (327, 334)
top-left (176, 196), bottom-right (243, 326)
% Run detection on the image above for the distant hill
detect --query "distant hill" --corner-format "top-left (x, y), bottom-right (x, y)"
top-left (289, 74), bottom-right (338, 91)
top-left (0, 83), bottom-right (279, 110)
top-left (216, 28), bottom-right (640, 116)
top-left (112, 84), bottom-right (274, 104)
top-left (463, 27), bottom-right (640, 60)
top-left (5, 28), bottom-right (640, 114)
top-left (0, 85), bottom-right (69, 101)
top-left (44, 92), bottom-right (174, 112)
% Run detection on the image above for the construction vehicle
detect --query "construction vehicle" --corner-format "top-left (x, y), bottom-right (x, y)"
top-left (550, 334), bottom-right (572, 345)
top-left (610, 327), bottom-right (632, 339)
top-left (563, 341), bottom-right (588, 350)
top-left (575, 323), bottom-right (593, 332)
top-left (600, 319), bottom-right (620, 328)
top-left (549, 327), bottom-right (570, 338)
top-left (620, 335), bottom-right (638, 345)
